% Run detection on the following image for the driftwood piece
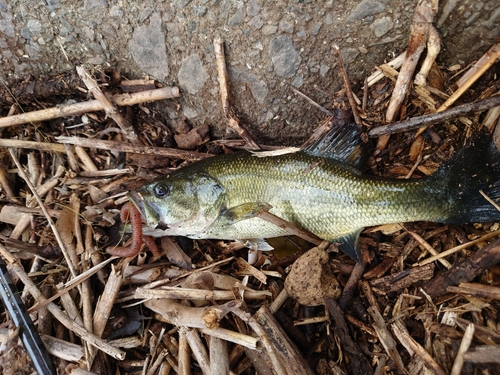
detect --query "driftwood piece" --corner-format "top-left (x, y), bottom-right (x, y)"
top-left (463, 345), bottom-right (500, 364)
top-left (40, 334), bottom-right (85, 362)
top-left (178, 327), bottom-right (191, 375)
top-left (367, 52), bottom-right (406, 87)
top-left (144, 298), bottom-right (239, 329)
top-left (391, 320), bottom-right (446, 375)
top-left (369, 263), bottom-right (435, 295)
top-left (324, 297), bottom-right (373, 375)
top-left (415, 42), bottom-right (500, 137)
top-left (421, 238), bottom-right (500, 299)
top-left (447, 282), bottom-right (500, 300)
top-left (440, 43), bottom-right (500, 113)
top-left (338, 262), bottom-right (364, 309)
top-left (254, 305), bottom-right (315, 375)
top-left (232, 307), bottom-right (287, 375)
top-left (360, 281), bottom-right (405, 374)
top-left (454, 317), bottom-right (500, 345)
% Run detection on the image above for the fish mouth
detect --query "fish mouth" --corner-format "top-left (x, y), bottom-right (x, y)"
top-left (127, 191), bottom-right (161, 228)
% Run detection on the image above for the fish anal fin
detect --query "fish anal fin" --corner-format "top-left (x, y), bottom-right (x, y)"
top-left (336, 228), bottom-right (363, 264)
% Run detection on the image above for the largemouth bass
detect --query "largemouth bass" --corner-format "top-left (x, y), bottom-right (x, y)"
top-left (129, 124), bottom-right (500, 262)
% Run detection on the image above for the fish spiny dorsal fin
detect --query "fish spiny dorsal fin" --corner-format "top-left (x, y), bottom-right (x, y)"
top-left (302, 123), bottom-right (366, 169)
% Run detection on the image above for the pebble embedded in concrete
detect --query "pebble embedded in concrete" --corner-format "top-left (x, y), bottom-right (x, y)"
top-left (269, 35), bottom-right (301, 78)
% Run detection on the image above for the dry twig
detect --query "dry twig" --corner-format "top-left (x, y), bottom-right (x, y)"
top-left (0, 86), bottom-right (179, 129)
top-left (214, 38), bottom-right (261, 150)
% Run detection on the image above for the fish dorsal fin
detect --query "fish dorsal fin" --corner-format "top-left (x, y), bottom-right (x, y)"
top-left (303, 123), bottom-right (366, 169)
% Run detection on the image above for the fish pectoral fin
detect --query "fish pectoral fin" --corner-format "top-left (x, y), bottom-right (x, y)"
top-left (244, 238), bottom-right (274, 251)
top-left (335, 228), bottom-right (363, 264)
top-left (220, 202), bottom-right (272, 225)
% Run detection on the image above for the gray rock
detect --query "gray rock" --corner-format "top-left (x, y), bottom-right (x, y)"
top-left (194, 6), bottom-right (207, 17)
top-left (45, 0), bottom-right (60, 11)
top-left (178, 54), bottom-right (208, 94)
top-left (129, 12), bottom-right (170, 80)
top-left (347, 0), bottom-right (386, 22)
top-left (246, 0), bottom-right (261, 17)
top-left (228, 7), bottom-right (245, 26)
top-left (269, 35), bottom-right (301, 78)
top-left (262, 25), bottom-right (278, 35)
top-left (172, 0), bottom-right (193, 9)
top-left (25, 43), bottom-right (41, 59)
top-left (312, 22), bottom-right (322, 35)
top-left (325, 12), bottom-right (333, 25)
top-left (292, 75), bottom-right (303, 88)
top-left (229, 67), bottom-right (269, 103)
top-left (84, 0), bottom-right (108, 12)
top-left (370, 16), bottom-right (394, 37)
top-left (278, 19), bottom-right (294, 33)
top-left (27, 20), bottom-right (42, 36)
top-left (319, 64), bottom-right (330, 77)
top-left (248, 16), bottom-right (263, 30)
top-left (21, 28), bottom-right (31, 40)
top-left (109, 5), bottom-right (123, 18)
top-left (182, 105), bottom-right (199, 119)
top-left (341, 48), bottom-right (360, 64)
top-left (0, 12), bottom-right (15, 38)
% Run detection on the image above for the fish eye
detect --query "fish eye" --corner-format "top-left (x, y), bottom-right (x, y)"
top-left (154, 184), bottom-right (170, 198)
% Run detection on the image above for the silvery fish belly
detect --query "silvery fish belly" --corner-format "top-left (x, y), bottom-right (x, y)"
top-left (129, 124), bottom-right (500, 263)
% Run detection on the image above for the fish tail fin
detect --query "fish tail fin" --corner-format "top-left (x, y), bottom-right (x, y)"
top-left (435, 131), bottom-right (500, 223)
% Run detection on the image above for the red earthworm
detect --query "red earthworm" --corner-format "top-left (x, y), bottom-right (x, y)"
top-left (107, 202), bottom-right (159, 258)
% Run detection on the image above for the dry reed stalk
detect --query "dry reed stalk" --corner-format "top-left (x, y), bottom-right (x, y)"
top-left (77, 65), bottom-right (140, 144)
top-left (136, 286), bottom-right (271, 301)
top-left (178, 327), bottom-right (192, 375)
top-left (0, 243), bottom-right (125, 359)
top-left (184, 328), bottom-right (210, 375)
top-left (360, 280), bottom-right (405, 374)
top-left (56, 136), bottom-right (211, 161)
top-left (213, 38), bottom-right (260, 150)
top-left (450, 323), bottom-right (475, 375)
top-left (0, 86), bottom-right (180, 128)
top-left (209, 336), bottom-right (229, 375)
top-left (391, 320), bottom-right (446, 375)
